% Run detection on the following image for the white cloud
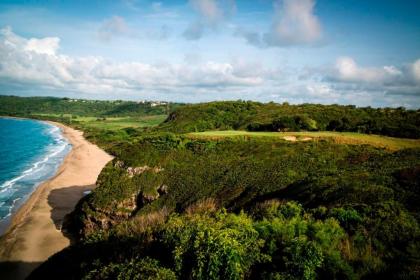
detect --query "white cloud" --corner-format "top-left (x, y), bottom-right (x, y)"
top-left (323, 56), bottom-right (420, 99)
top-left (265, 0), bottom-right (322, 46)
top-left (1, 26), bottom-right (60, 56)
top-left (0, 27), bottom-right (269, 99)
top-left (306, 83), bottom-right (340, 99)
top-left (24, 37), bottom-right (60, 55)
top-left (183, 0), bottom-right (235, 40)
top-left (237, 0), bottom-right (323, 48)
top-left (334, 57), bottom-right (402, 83)
top-left (411, 59), bottom-right (420, 83)
top-left (1, 28), bottom-right (419, 107)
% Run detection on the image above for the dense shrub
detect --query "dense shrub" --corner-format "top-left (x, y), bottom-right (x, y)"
top-left (160, 101), bottom-right (420, 138)
top-left (162, 211), bottom-right (265, 279)
top-left (83, 257), bottom-right (176, 280)
top-left (0, 95), bottom-right (179, 117)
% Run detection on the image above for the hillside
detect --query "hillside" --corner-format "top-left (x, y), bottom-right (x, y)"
top-left (189, 131), bottom-right (420, 151)
top-left (1, 97), bottom-right (419, 279)
top-left (2, 1), bottom-right (419, 279)
top-left (0, 95), bottom-right (181, 118)
top-left (159, 101), bottom-right (420, 138)
top-left (31, 123), bottom-right (420, 279)
top-left (0, 95), bottom-right (177, 145)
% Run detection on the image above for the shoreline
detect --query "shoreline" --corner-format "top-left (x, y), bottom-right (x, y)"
top-left (0, 118), bottom-right (71, 235)
top-left (0, 119), bottom-right (70, 234)
top-left (0, 120), bottom-right (113, 279)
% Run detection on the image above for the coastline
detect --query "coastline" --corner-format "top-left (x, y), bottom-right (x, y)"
top-left (0, 120), bottom-right (113, 279)
top-left (0, 117), bottom-right (71, 235)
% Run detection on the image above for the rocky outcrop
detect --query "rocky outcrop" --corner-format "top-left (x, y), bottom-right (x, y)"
top-left (126, 166), bottom-right (164, 177)
top-left (158, 184), bottom-right (169, 195)
top-left (142, 192), bottom-right (160, 204)
top-left (141, 184), bottom-right (169, 204)
top-left (66, 164), bottom-right (168, 239)
top-left (114, 160), bottom-right (124, 168)
top-left (127, 166), bottom-right (150, 177)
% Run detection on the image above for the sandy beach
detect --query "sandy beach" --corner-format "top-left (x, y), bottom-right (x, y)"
top-left (0, 122), bottom-right (113, 280)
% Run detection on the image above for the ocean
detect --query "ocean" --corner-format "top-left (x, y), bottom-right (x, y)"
top-left (0, 118), bottom-right (71, 234)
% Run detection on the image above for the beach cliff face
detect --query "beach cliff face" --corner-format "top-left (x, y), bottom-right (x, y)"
top-left (0, 122), bottom-right (113, 280)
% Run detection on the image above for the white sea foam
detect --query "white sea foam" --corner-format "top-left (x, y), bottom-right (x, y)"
top-left (0, 140), bottom-right (68, 194)
top-left (0, 121), bottom-right (71, 222)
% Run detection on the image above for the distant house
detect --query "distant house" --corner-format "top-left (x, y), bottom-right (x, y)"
top-left (150, 101), bottom-right (168, 107)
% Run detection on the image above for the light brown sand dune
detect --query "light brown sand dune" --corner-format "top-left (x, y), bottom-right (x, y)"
top-left (0, 122), bottom-right (113, 280)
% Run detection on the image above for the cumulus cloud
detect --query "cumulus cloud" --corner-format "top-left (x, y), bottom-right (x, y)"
top-left (237, 0), bottom-right (323, 48)
top-left (411, 59), bottom-right (420, 82)
top-left (97, 16), bottom-right (130, 41)
top-left (334, 57), bottom-right (403, 83)
top-left (0, 27), bottom-right (271, 99)
top-left (1, 28), bottom-right (419, 107)
top-left (1, 26), bottom-right (60, 56)
top-left (24, 37), bottom-right (60, 55)
top-left (266, 0), bottom-right (322, 46)
top-left (325, 56), bottom-right (420, 97)
top-left (306, 83), bottom-right (340, 99)
top-left (183, 0), bottom-right (235, 40)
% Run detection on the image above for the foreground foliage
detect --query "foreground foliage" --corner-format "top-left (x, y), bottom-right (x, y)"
top-left (31, 135), bottom-right (420, 279)
top-left (5, 96), bottom-right (418, 279)
top-left (31, 202), bottom-right (357, 280)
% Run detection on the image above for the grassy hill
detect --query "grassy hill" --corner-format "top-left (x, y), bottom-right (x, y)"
top-left (189, 130), bottom-right (420, 151)
top-left (0, 95), bottom-right (181, 118)
top-left (32, 134), bottom-right (420, 279)
top-left (0, 95), bottom-right (176, 146)
top-left (159, 101), bottom-right (420, 138)
top-left (2, 96), bottom-right (418, 279)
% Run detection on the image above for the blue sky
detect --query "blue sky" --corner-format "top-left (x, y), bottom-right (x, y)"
top-left (0, 0), bottom-right (419, 107)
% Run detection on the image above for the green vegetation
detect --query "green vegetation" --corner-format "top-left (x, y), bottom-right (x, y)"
top-left (0, 95), bottom-right (172, 148)
top-left (33, 114), bottom-right (166, 130)
top-left (72, 115), bottom-right (166, 130)
top-left (189, 130), bottom-right (420, 151)
top-left (2, 96), bottom-right (419, 279)
top-left (32, 134), bottom-right (420, 279)
top-left (0, 95), bottom-right (179, 117)
top-left (160, 101), bottom-right (420, 138)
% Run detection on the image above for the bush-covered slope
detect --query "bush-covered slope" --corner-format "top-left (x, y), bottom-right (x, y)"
top-left (7, 97), bottom-right (418, 279)
top-left (159, 101), bottom-right (420, 138)
top-left (0, 95), bottom-right (180, 117)
top-left (31, 135), bottom-right (420, 279)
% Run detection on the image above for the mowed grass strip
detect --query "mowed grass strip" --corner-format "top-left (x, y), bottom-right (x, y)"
top-left (34, 113), bottom-right (167, 130)
top-left (188, 130), bottom-right (420, 151)
top-left (75, 115), bottom-right (167, 130)
top-left (35, 113), bottom-right (167, 130)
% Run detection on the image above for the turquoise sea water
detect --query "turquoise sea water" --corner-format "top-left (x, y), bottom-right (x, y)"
top-left (0, 118), bottom-right (71, 234)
